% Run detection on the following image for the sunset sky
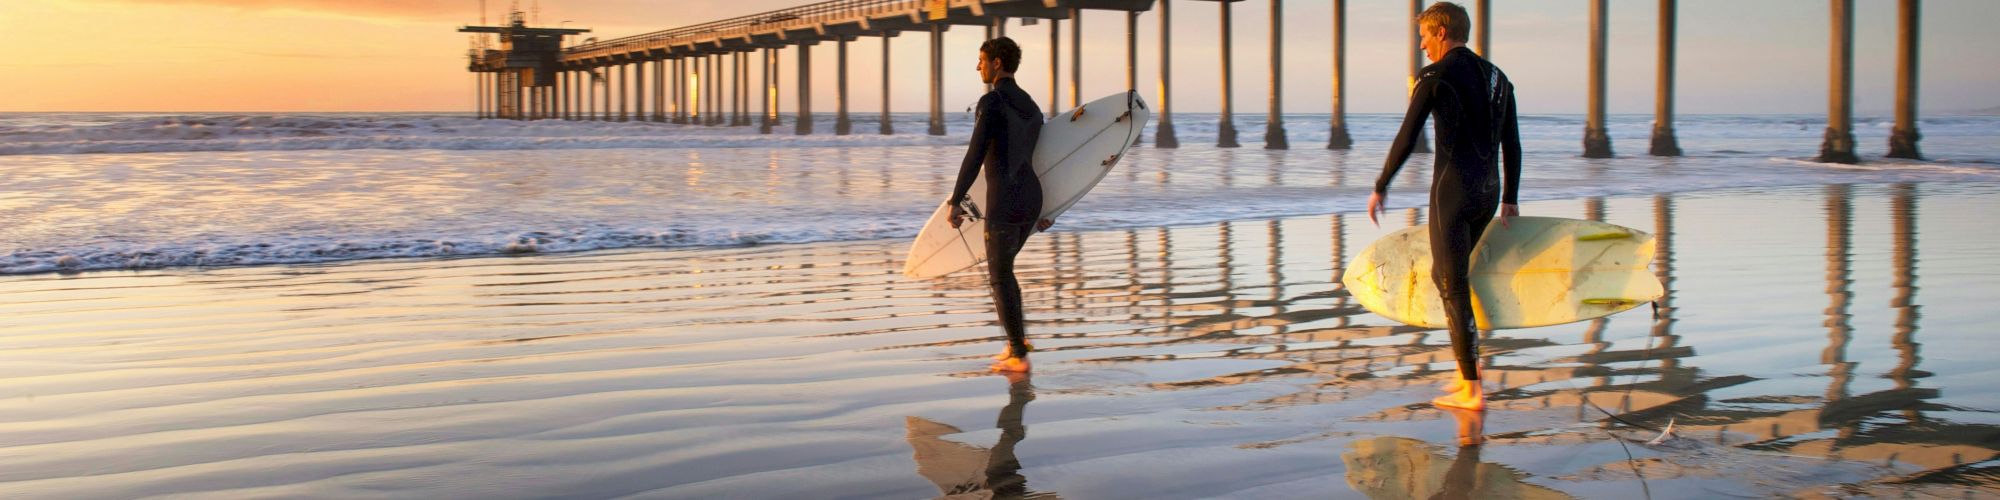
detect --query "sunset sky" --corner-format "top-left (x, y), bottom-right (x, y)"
top-left (3, 0), bottom-right (1995, 115)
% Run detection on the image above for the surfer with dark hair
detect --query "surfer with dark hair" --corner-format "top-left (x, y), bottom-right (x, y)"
top-left (949, 36), bottom-right (1051, 373)
top-left (1367, 1), bottom-right (1522, 411)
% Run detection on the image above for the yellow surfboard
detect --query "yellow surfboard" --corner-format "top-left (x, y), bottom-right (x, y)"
top-left (1341, 216), bottom-right (1664, 329)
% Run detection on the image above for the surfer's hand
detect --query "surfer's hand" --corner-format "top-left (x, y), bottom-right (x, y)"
top-left (1036, 218), bottom-right (1054, 232)
top-left (1367, 192), bottom-right (1385, 228)
top-left (1498, 203), bottom-right (1519, 228)
top-left (949, 205), bottom-right (967, 229)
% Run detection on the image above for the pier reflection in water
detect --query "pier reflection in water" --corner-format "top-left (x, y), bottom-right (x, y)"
top-left (891, 183), bottom-right (1991, 497)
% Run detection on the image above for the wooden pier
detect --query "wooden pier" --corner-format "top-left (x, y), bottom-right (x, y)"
top-left (462, 0), bottom-right (1926, 163)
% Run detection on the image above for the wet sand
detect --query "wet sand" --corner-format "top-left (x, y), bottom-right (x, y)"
top-left (2, 182), bottom-right (1997, 498)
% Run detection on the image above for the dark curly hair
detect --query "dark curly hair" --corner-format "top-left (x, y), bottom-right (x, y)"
top-left (980, 37), bottom-right (1022, 73)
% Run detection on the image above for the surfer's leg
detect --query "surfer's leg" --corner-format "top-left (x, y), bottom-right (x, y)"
top-left (1430, 190), bottom-right (1493, 410)
top-left (985, 221), bottom-right (1034, 369)
top-left (1429, 205), bottom-right (1481, 382)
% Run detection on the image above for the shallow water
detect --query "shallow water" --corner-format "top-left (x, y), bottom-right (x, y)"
top-left (1, 182), bottom-right (1994, 498)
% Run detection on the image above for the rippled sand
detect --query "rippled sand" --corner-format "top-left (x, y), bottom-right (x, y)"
top-left (3, 182), bottom-right (1997, 498)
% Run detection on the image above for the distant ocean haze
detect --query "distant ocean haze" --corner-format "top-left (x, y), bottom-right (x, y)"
top-left (1, 112), bottom-right (1995, 274)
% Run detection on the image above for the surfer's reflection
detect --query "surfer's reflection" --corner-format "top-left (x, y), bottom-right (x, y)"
top-left (1446, 407), bottom-right (1485, 447)
top-left (1343, 434), bottom-right (1565, 500)
top-left (905, 372), bottom-right (1054, 499)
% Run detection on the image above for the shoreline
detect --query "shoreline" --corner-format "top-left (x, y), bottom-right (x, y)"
top-left (4, 178), bottom-right (1984, 278)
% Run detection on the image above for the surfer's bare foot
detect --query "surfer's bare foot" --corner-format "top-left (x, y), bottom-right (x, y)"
top-left (1440, 367), bottom-right (1483, 393)
top-left (990, 356), bottom-right (1031, 373)
top-left (992, 343), bottom-right (1033, 361)
top-left (1432, 379), bottom-right (1486, 411)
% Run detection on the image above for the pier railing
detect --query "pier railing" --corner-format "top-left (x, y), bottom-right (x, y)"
top-left (565, 0), bottom-right (918, 58)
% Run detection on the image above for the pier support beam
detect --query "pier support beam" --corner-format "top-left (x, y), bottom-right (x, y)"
top-left (1328, 0), bottom-right (1352, 149)
top-left (1217, 0), bottom-right (1239, 148)
top-left (1128, 10), bottom-right (1140, 145)
top-left (740, 52), bottom-right (750, 126)
top-left (1408, 0), bottom-right (1429, 153)
top-left (1070, 8), bottom-right (1081, 109)
top-left (601, 66), bottom-right (611, 121)
top-left (713, 54), bottom-right (724, 126)
top-left (695, 57), bottom-right (705, 125)
top-left (673, 59), bottom-right (686, 124)
top-left (1888, 0), bottom-right (1922, 159)
top-left (881, 34), bottom-right (894, 135)
top-left (1049, 18), bottom-right (1060, 117)
top-left (760, 50), bottom-right (773, 134)
top-left (618, 63), bottom-right (630, 122)
top-left (698, 57), bottom-right (706, 125)
top-left (740, 51), bottom-right (748, 125)
top-left (656, 60), bottom-right (666, 122)
top-left (706, 55), bottom-right (717, 126)
top-left (769, 48), bottom-right (782, 131)
top-left (797, 44), bottom-right (814, 135)
top-left (1818, 0), bottom-right (1857, 164)
top-left (1476, 0), bottom-right (1490, 57)
top-left (730, 53), bottom-right (741, 126)
top-left (1651, 0), bottom-right (1682, 156)
top-left (929, 25), bottom-right (946, 136)
top-left (1583, 0), bottom-right (1614, 158)
top-left (1155, 0), bottom-right (1179, 148)
top-left (635, 61), bottom-right (647, 124)
top-left (837, 37), bottom-right (852, 135)
top-left (1264, 0), bottom-right (1288, 149)
top-left (727, 53), bottom-right (736, 126)
top-left (701, 56), bottom-right (712, 126)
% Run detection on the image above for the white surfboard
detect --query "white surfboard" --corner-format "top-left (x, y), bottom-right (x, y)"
top-left (1341, 216), bottom-right (1664, 329)
top-left (902, 91), bottom-right (1149, 278)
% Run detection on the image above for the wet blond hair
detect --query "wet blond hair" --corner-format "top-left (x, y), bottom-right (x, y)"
top-left (1418, 2), bottom-right (1472, 43)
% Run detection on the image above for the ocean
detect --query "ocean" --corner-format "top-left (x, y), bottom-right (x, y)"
top-left (3, 111), bottom-right (1996, 275)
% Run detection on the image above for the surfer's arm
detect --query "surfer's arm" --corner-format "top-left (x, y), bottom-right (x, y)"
top-left (944, 97), bottom-right (992, 207)
top-left (940, 96), bottom-right (996, 208)
top-left (1500, 83), bottom-right (1523, 205)
top-left (1377, 75), bottom-right (1440, 195)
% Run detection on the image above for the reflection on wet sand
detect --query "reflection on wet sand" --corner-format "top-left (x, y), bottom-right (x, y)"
top-left (0, 183), bottom-right (1994, 497)
top-left (900, 184), bottom-right (1991, 495)
top-left (906, 372), bottom-right (1055, 499)
top-left (1344, 434), bottom-right (1566, 500)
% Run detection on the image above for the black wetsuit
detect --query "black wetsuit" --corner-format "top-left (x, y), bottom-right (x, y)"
top-left (950, 77), bottom-right (1044, 356)
top-left (1375, 46), bottom-right (1522, 381)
